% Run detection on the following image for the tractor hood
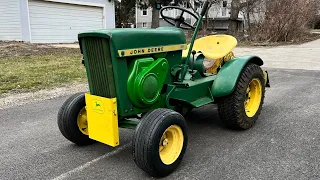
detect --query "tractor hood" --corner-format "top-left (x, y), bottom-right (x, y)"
top-left (78, 27), bottom-right (186, 57)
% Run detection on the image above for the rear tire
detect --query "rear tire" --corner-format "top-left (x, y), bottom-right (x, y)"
top-left (132, 108), bottom-right (188, 177)
top-left (57, 93), bottom-right (95, 145)
top-left (217, 63), bottom-right (265, 130)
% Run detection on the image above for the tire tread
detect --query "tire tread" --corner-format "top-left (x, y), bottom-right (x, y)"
top-left (217, 63), bottom-right (266, 130)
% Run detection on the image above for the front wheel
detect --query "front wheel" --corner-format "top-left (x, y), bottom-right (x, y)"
top-left (132, 108), bottom-right (188, 177)
top-left (57, 93), bottom-right (95, 145)
top-left (217, 63), bottom-right (266, 130)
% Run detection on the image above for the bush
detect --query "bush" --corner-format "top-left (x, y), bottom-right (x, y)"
top-left (248, 0), bottom-right (317, 42)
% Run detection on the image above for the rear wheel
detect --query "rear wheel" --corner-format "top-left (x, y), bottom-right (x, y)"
top-left (57, 93), bottom-right (95, 145)
top-left (132, 108), bottom-right (188, 177)
top-left (217, 63), bottom-right (265, 130)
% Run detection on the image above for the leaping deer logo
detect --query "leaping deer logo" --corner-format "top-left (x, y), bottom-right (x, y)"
top-left (95, 102), bottom-right (101, 107)
top-left (92, 100), bottom-right (104, 114)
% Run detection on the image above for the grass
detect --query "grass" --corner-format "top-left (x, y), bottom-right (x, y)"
top-left (1, 30), bottom-right (320, 96)
top-left (0, 42), bottom-right (86, 95)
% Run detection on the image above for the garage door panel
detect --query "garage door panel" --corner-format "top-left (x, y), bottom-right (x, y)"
top-left (31, 27), bottom-right (103, 31)
top-left (29, 3), bottom-right (101, 12)
top-left (30, 23), bottom-right (103, 28)
top-left (30, 12), bottom-right (101, 19)
top-left (29, 10), bottom-right (102, 17)
top-left (29, 0), bottom-right (103, 43)
top-left (31, 29), bottom-right (99, 35)
top-left (30, 17), bottom-right (103, 23)
top-left (30, 21), bottom-right (103, 27)
top-left (29, 6), bottom-right (101, 14)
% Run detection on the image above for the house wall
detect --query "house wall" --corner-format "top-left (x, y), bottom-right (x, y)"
top-left (0, 0), bottom-right (22, 41)
top-left (0, 0), bottom-right (115, 42)
top-left (136, 7), bottom-right (152, 28)
top-left (136, 0), bottom-right (244, 29)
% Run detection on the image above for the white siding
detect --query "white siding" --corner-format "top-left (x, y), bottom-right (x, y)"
top-left (104, 1), bottom-right (115, 28)
top-left (29, 0), bottom-right (104, 43)
top-left (0, 0), bottom-right (22, 41)
top-left (136, 7), bottom-right (152, 28)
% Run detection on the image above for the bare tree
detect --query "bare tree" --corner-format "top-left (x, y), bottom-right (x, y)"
top-left (115, 0), bottom-right (135, 28)
top-left (249, 0), bottom-right (317, 42)
top-left (228, 0), bottom-right (260, 34)
top-left (180, 0), bottom-right (222, 33)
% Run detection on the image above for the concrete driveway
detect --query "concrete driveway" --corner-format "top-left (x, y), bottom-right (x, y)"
top-left (1, 39), bottom-right (320, 180)
top-left (234, 39), bottom-right (320, 71)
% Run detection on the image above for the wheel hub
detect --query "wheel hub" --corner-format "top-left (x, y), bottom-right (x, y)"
top-left (159, 125), bottom-right (184, 165)
top-left (77, 107), bottom-right (88, 135)
top-left (162, 138), bottom-right (169, 147)
top-left (244, 79), bottom-right (262, 117)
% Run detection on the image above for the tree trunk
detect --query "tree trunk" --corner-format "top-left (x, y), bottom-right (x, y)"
top-left (228, 0), bottom-right (241, 34)
top-left (204, 10), bottom-right (209, 36)
top-left (151, 8), bottom-right (160, 28)
top-left (246, 1), bottom-right (250, 31)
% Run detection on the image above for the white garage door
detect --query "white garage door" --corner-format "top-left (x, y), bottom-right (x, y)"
top-left (29, 0), bottom-right (103, 43)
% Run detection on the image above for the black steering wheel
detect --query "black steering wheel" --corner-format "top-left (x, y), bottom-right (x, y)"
top-left (160, 6), bottom-right (199, 30)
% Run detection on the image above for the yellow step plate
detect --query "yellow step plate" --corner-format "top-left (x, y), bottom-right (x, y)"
top-left (85, 93), bottom-right (119, 147)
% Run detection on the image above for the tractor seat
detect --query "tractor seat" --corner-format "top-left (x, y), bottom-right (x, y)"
top-left (182, 35), bottom-right (237, 60)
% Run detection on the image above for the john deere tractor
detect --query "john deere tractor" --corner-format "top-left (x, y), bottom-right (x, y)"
top-left (58, 1), bottom-right (270, 177)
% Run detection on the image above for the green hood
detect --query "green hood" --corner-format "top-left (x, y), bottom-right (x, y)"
top-left (78, 27), bottom-right (186, 57)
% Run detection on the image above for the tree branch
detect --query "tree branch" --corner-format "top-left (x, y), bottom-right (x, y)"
top-left (239, 0), bottom-right (258, 10)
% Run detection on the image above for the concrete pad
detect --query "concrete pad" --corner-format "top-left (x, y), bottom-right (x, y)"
top-left (1, 68), bottom-right (320, 179)
top-left (50, 44), bottom-right (79, 48)
top-left (234, 39), bottom-right (320, 71)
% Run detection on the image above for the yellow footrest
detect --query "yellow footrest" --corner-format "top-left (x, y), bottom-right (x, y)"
top-left (85, 93), bottom-right (119, 147)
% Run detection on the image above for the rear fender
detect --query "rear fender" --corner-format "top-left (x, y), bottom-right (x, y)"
top-left (211, 56), bottom-right (264, 98)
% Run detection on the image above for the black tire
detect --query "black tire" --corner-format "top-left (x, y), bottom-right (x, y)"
top-left (217, 63), bottom-right (266, 130)
top-left (132, 108), bottom-right (188, 177)
top-left (57, 92), bottom-right (95, 145)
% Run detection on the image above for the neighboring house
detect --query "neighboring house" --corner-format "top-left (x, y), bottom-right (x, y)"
top-left (0, 0), bottom-right (115, 43)
top-left (136, 0), bottom-right (244, 31)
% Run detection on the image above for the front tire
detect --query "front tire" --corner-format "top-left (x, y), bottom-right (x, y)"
top-left (57, 93), bottom-right (95, 145)
top-left (132, 108), bottom-right (188, 177)
top-left (217, 63), bottom-right (266, 130)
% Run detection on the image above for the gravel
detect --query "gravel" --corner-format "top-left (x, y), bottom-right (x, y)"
top-left (0, 83), bottom-right (88, 109)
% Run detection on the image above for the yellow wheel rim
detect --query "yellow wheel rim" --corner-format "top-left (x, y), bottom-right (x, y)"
top-left (77, 107), bottom-right (88, 135)
top-left (244, 78), bottom-right (262, 118)
top-left (159, 125), bottom-right (184, 165)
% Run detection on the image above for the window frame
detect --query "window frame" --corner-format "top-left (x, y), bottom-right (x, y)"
top-left (142, 8), bottom-right (148, 16)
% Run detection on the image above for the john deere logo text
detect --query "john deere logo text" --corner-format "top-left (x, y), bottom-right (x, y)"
top-left (92, 100), bottom-right (104, 114)
top-left (130, 47), bottom-right (164, 55)
top-left (118, 44), bottom-right (187, 57)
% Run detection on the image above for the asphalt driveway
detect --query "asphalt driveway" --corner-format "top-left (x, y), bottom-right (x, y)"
top-left (1, 39), bottom-right (320, 180)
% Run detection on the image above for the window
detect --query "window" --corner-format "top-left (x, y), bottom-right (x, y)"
top-left (223, 1), bottom-right (227, 7)
top-left (142, 9), bottom-right (148, 16)
top-left (222, 1), bottom-right (227, 16)
top-left (142, 22), bottom-right (147, 28)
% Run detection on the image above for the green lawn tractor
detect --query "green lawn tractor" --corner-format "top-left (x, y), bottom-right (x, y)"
top-left (57, 1), bottom-right (270, 177)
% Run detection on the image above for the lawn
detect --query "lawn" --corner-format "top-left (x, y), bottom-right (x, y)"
top-left (1, 32), bottom-right (319, 96)
top-left (0, 42), bottom-right (86, 95)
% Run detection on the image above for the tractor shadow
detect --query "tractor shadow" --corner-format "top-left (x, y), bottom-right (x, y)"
top-left (184, 104), bottom-right (224, 128)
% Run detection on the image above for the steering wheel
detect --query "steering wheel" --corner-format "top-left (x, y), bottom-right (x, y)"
top-left (160, 6), bottom-right (199, 30)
